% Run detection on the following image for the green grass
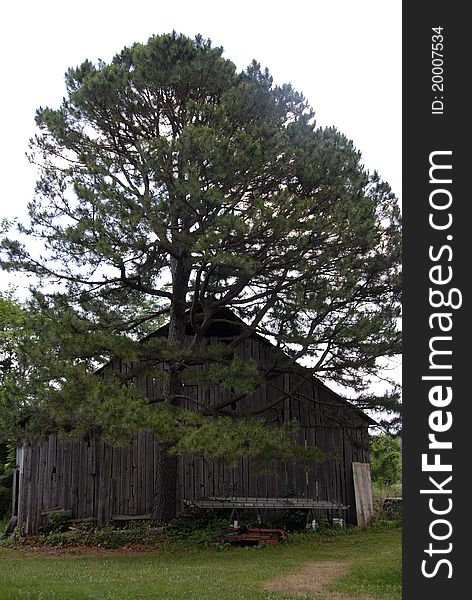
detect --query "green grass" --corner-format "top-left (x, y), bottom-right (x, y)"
top-left (325, 529), bottom-right (401, 600)
top-left (0, 527), bottom-right (401, 600)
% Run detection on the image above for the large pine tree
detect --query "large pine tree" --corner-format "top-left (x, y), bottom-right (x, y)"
top-left (1, 32), bottom-right (401, 522)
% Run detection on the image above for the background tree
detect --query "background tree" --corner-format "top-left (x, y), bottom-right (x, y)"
top-left (369, 433), bottom-right (402, 486)
top-left (0, 442), bottom-right (15, 520)
top-left (0, 33), bottom-right (401, 522)
top-left (0, 292), bottom-right (34, 440)
top-left (0, 292), bottom-right (24, 520)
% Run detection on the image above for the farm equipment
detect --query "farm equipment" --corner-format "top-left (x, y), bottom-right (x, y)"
top-left (182, 497), bottom-right (349, 544)
top-left (223, 525), bottom-right (288, 545)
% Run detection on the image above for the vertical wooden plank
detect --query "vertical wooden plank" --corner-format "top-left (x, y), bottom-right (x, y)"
top-left (28, 445), bottom-right (36, 533)
top-left (176, 454), bottom-right (184, 513)
top-left (294, 428), bottom-right (307, 497)
top-left (304, 381), bottom-right (315, 427)
top-left (317, 426), bottom-right (328, 501)
top-left (237, 457), bottom-right (245, 497)
top-left (44, 434), bottom-right (53, 509)
top-left (63, 440), bottom-right (72, 512)
top-left (194, 456), bottom-right (203, 499)
top-left (95, 439), bottom-right (103, 526)
top-left (184, 455), bottom-right (194, 500)
top-left (251, 338), bottom-right (261, 414)
top-left (97, 440), bottom-right (112, 527)
top-left (21, 446), bottom-right (29, 533)
top-left (137, 430), bottom-right (146, 514)
top-left (145, 431), bottom-right (154, 513)
top-left (201, 456), bottom-right (207, 498)
top-left (153, 437), bottom-right (160, 505)
top-left (30, 444), bottom-right (40, 533)
top-left (190, 455), bottom-right (196, 500)
top-left (352, 462), bottom-right (373, 528)
top-left (122, 443), bottom-right (131, 516)
top-left (110, 445), bottom-right (120, 516)
top-left (360, 428), bottom-right (370, 463)
top-left (78, 438), bottom-right (88, 518)
top-left (214, 460), bottom-right (224, 497)
top-left (271, 459), bottom-right (278, 498)
top-left (92, 438), bottom-right (101, 520)
top-left (69, 440), bottom-right (78, 519)
top-left (258, 463), bottom-right (265, 499)
top-left (257, 342), bottom-right (268, 417)
top-left (85, 437), bottom-right (95, 518)
top-left (110, 444), bottom-right (119, 519)
top-left (332, 428), bottom-right (340, 503)
top-left (51, 434), bottom-right (58, 509)
top-left (290, 374), bottom-right (302, 424)
top-left (335, 427), bottom-right (348, 504)
top-left (203, 457), bottom-right (213, 498)
top-left (82, 438), bottom-right (89, 517)
top-left (54, 438), bottom-right (62, 513)
top-left (19, 445), bottom-right (30, 532)
top-left (38, 439), bottom-right (46, 513)
top-left (352, 427), bottom-right (364, 462)
top-left (43, 439), bottom-right (50, 511)
top-left (343, 429), bottom-right (356, 524)
top-left (129, 434), bottom-right (138, 514)
top-left (200, 457), bottom-right (208, 499)
top-left (325, 428), bottom-right (335, 502)
top-left (224, 460), bottom-right (231, 497)
top-left (233, 458), bottom-right (242, 497)
top-left (304, 431), bottom-right (312, 500)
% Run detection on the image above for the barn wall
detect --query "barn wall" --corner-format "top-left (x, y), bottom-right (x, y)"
top-left (16, 329), bottom-right (371, 534)
top-left (17, 423), bottom-right (369, 534)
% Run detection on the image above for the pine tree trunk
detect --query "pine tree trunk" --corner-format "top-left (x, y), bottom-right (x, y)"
top-left (152, 442), bottom-right (178, 524)
top-left (151, 366), bottom-right (181, 524)
top-left (151, 255), bottom-right (190, 525)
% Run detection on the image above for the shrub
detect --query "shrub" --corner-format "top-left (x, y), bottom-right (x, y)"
top-left (372, 483), bottom-right (402, 521)
top-left (167, 511), bottom-right (229, 545)
top-left (40, 512), bottom-right (70, 534)
top-left (0, 521), bottom-right (165, 549)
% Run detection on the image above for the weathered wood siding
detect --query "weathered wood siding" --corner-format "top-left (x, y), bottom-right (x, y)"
top-left (16, 330), bottom-right (371, 534)
top-left (17, 424), bottom-right (369, 533)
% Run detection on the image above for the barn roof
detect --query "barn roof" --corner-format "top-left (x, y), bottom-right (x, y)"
top-left (142, 306), bottom-right (376, 426)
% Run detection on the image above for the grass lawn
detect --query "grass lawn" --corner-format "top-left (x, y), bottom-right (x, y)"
top-left (0, 527), bottom-right (401, 600)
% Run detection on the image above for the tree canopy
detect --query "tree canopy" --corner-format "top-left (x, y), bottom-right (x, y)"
top-left (0, 33), bottom-right (401, 519)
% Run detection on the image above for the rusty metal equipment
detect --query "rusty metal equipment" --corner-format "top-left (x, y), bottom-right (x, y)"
top-left (223, 525), bottom-right (289, 545)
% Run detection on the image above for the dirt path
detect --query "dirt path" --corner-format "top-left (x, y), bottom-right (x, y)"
top-left (264, 560), bottom-right (376, 600)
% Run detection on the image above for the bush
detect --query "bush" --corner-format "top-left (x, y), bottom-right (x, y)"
top-left (1, 521), bottom-right (165, 550)
top-left (167, 511), bottom-right (229, 546)
top-left (372, 483), bottom-right (402, 521)
top-left (40, 512), bottom-right (70, 534)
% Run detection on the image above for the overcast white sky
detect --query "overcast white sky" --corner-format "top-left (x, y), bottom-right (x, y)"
top-left (0, 0), bottom-right (401, 219)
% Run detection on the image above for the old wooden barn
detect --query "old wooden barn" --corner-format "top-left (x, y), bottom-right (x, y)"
top-left (13, 311), bottom-right (374, 534)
